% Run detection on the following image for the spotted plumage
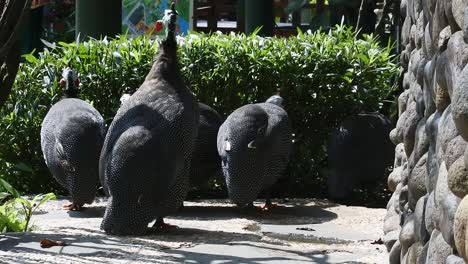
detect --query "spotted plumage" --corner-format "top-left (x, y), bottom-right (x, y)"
top-left (217, 96), bottom-right (292, 207)
top-left (99, 4), bottom-right (199, 235)
top-left (189, 103), bottom-right (223, 187)
top-left (40, 67), bottom-right (106, 210)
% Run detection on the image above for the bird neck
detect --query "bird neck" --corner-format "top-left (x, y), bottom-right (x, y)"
top-left (63, 76), bottom-right (79, 98)
top-left (145, 40), bottom-right (181, 83)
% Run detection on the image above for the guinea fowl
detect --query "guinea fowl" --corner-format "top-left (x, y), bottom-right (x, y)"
top-left (99, 3), bottom-right (199, 235)
top-left (189, 103), bottom-right (223, 188)
top-left (40, 67), bottom-right (106, 211)
top-left (217, 95), bottom-right (292, 210)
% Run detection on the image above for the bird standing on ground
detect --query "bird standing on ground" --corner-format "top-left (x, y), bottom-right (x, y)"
top-left (41, 67), bottom-right (106, 211)
top-left (99, 3), bottom-right (199, 235)
top-left (217, 95), bottom-right (292, 210)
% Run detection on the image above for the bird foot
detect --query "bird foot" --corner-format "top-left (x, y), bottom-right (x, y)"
top-left (152, 219), bottom-right (179, 230)
top-left (157, 222), bottom-right (179, 230)
top-left (63, 203), bottom-right (83, 211)
top-left (260, 202), bottom-right (285, 211)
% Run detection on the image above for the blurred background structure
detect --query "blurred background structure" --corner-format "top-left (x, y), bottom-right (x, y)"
top-left (19, 0), bottom-right (400, 55)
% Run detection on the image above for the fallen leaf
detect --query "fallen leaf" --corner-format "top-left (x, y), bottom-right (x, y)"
top-left (40, 239), bottom-right (66, 248)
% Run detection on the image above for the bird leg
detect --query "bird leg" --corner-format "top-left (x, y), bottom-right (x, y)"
top-left (63, 202), bottom-right (83, 211)
top-left (153, 217), bottom-right (178, 230)
top-left (260, 197), bottom-right (285, 211)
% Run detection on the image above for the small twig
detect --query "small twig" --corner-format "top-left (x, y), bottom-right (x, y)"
top-left (356, 0), bottom-right (366, 31)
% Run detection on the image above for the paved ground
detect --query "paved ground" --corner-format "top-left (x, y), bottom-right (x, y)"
top-left (0, 198), bottom-right (388, 263)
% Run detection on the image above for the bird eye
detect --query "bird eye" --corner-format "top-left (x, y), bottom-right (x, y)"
top-left (59, 79), bottom-right (66, 88)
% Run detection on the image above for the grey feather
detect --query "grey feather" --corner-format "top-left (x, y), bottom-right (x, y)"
top-left (41, 98), bottom-right (106, 206)
top-left (217, 101), bottom-right (292, 207)
top-left (189, 103), bottom-right (223, 187)
top-left (99, 6), bottom-right (199, 235)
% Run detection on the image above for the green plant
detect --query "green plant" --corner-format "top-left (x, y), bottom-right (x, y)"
top-left (0, 26), bottom-right (398, 197)
top-left (0, 178), bottom-right (56, 233)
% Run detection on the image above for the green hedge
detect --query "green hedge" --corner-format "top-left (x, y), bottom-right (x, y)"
top-left (0, 26), bottom-right (398, 195)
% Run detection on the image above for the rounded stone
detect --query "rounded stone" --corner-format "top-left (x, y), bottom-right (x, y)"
top-left (432, 2), bottom-right (449, 48)
top-left (435, 51), bottom-right (451, 112)
top-left (446, 254), bottom-right (466, 264)
top-left (425, 112), bottom-right (441, 192)
top-left (432, 160), bottom-right (462, 247)
top-left (416, 16), bottom-right (426, 59)
top-left (395, 143), bottom-right (408, 168)
top-left (452, 0), bottom-right (467, 30)
top-left (425, 191), bottom-right (437, 234)
top-left (437, 27), bottom-right (452, 52)
top-left (394, 183), bottom-right (404, 215)
top-left (425, 56), bottom-right (437, 102)
top-left (417, 242), bottom-right (429, 264)
top-left (401, 0), bottom-right (407, 17)
top-left (425, 229), bottom-right (453, 263)
top-left (410, 118), bottom-right (429, 169)
top-left (436, 106), bottom-right (459, 159)
top-left (387, 189), bottom-right (398, 210)
top-left (390, 128), bottom-right (400, 146)
top-left (440, 191), bottom-right (462, 247)
top-left (411, 24), bottom-right (420, 49)
top-left (389, 240), bottom-right (401, 263)
top-left (463, 6), bottom-right (468, 41)
top-left (384, 214), bottom-right (401, 235)
top-left (399, 90), bottom-right (410, 116)
top-left (423, 59), bottom-right (436, 116)
top-left (402, 102), bottom-right (422, 156)
top-left (406, 242), bottom-right (424, 264)
top-left (444, 0), bottom-right (461, 32)
top-left (414, 195), bottom-right (430, 243)
top-left (452, 63), bottom-right (468, 142)
top-left (399, 185), bottom-right (409, 214)
top-left (416, 90), bottom-right (425, 117)
top-left (403, 16), bottom-right (412, 46)
top-left (445, 135), bottom-right (467, 169)
top-left (409, 154), bottom-right (428, 210)
top-left (434, 162), bottom-right (449, 218)
top-left (447, 31), bottom-right (468, 96)
top-left (403, 72), bottom-right (412, 91)
top-left (424, 24), bottom-right (434, 58)
top-left (407, 0), bottom-right (415, 22)
top-left (388, 166), bottom-right (403, 192)
top-left (384, 229), bottom-right (401, 252)
top-left (454, 195), bottom-right (468, 261)
top-left (399, 213), bottom-right (416, 249)
top-left (448, 156), bottom-right (468, 198)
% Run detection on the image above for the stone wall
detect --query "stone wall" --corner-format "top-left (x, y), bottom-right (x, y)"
top-left (383, 0), bottom-right (468, 263)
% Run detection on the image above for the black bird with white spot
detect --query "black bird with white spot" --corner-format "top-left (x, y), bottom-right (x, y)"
top-left (99, 3), bottom-right (199, 235)
top-left (217, 95), bottom-right (292, 209)
top-left (40, 67), bottom-right (106, 211)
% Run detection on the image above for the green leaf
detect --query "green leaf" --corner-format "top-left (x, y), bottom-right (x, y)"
top-left (0, 179), bottom-right (20, 198)
top-left (40, 39), bottom-right (56, 49)
top-left (22, 53), bottom-right (39, 64)
top-left (32, 193), bottom-right (56, 211)
top-left (9, 197), bottom-right (31, 210)
top-left (0, 192), bottom-right (10, 200)
top-left (14, 162), bottom-right (33, 173)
